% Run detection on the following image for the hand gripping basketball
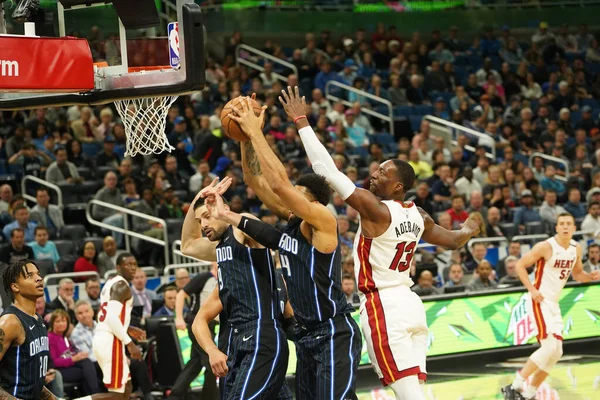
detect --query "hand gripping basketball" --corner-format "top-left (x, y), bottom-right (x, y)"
top-left (228, 97), bottom-right (267, 140)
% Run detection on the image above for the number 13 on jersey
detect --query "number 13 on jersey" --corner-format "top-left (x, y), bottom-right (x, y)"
top-left (389, 241), bottom-right (416, 272)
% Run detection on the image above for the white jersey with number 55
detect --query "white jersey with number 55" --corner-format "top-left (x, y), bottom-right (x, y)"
top-left (354, 200), bottom-right (424, 295)
top-left (534, 237), bottom-right (578, 303)
top-left (96, 275), bottom-right (133, 333)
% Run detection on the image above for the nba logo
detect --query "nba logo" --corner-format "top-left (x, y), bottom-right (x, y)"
top-left (168, 22), bottom-right (180, 70)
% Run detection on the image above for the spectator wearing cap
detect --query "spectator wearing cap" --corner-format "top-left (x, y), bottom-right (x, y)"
top-left (338, 59), bottom-right (357, 86)
top-left (581, 201), bottom-right (600, 238)
top-left (576, 107), bottom-right (597, 133)
top-left (540, 165), bottom-right (566, 196)
top-left (532, 21), bottom-right (555, 50)
top-left (342, 109), bottom-right (368, 148)
top-left (7, 143), bottom-right (49, 179)
top-left (45, 147), bottom-right (82, 185)
top-left (158, 187), bottom-right (183, 219)
top-left (540, 190), bottom-right (567, 226)
top-left (95, 135), bottom-right (120, 170)
top-left (314, 60), bottom-right (339, 93)
top-left (513, 189), bottom-right (542, 232)
top-left (433, 97), bottom-right (450, 120)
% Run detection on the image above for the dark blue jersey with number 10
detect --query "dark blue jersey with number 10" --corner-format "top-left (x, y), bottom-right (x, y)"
top-left (278, 217), bottom-right (353, 326)
top-left (0, 305), bottom-right (49, 400)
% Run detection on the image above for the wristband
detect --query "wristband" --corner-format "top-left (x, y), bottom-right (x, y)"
top-left (294, 115), bottom-right (307, 124)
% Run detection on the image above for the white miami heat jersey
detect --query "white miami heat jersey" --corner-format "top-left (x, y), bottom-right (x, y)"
top-left (534, 237), bottom-right (578, 302)
top-left (353, 200), bottom-right (424, 296)
top-left (96, 275), bottom-right (133, 333)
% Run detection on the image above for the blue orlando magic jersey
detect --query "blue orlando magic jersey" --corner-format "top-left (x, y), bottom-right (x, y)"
top-left (0, 305), bottom-right (49, 400)
top-left (279, 217), bottom-right (353, 326)
top-left (216, 226), bottom-right (281, 326)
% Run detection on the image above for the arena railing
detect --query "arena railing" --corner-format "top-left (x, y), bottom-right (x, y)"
top-left (21, 175), bottom-right (64, 209)
top-left (235, 44), bottom-right (298, 83)
top-left (325, 80), bottom-right (395, 138)
top-left (467, 237), bottom-right (510, 253)
top-left (164, 262), bottom-right (212, 277)
top-left (43, 271), bottom-right (101, 286)
top-left (104, 266), bottom-right (159, 281)
top-left (85, 200), bottom-right (171, 265)
top-left (425, 115), bottom-right (496, 160)
top-left (529, 152), bottom-right (570, 182)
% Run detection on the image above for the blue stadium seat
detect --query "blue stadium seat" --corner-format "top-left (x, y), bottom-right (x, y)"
top-left (351, 146), bottom-right (369, 158)
top-left (570, 111), bottom-right (582, 125)
top-left (410, 115), bottom-right (423, 131)
top-left (393, 106), bottom-right (412, 117)
top-left (582, 98), bottom-right (599, 108)
top-left (82, 142), bottom-right (101, 157)
top-left (413, 105), bottom-right (434, 115)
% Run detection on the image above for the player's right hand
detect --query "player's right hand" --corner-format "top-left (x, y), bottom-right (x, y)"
top-left (175, 318), bottom-right (187, 331)
top-left (208, 349), bottom-right (229, 377)
top-left (279, 86), bottom-right (307, 122)
top-left (530, 288), bottom-right (544, 303)
top-left (127, 342), bottom-right (143, 361)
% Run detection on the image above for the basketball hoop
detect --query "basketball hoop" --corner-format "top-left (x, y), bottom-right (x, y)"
top-left (112, 66), bottom-right (178, 157)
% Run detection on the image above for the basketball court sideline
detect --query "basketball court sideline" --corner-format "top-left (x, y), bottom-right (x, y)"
top-left (356, 355), bottom-right (600, 400)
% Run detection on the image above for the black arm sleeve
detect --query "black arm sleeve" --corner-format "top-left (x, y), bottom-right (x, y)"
top-left (237, 216), bottom-right (283, 250)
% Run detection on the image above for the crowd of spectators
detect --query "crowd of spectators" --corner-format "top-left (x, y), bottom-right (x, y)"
top-left (2, 21), bottom-right (600, 317)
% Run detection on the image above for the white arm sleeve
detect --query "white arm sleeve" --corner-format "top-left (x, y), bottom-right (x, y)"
top-left (298, 126), bottom-right (357, 200)
top-left (105, 300), bottom-right (132, 345)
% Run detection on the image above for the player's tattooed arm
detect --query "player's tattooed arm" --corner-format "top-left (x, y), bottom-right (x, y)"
top-left (39, 386), bottom-right (58, 400)
top-left (240, 141), bottom-right (290, 219)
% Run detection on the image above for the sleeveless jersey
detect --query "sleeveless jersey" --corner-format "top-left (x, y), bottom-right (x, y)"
top-left (354, 200), bottom-right (424, 296)
top-left (0, 305), bottom-right (49, 400)
top-left (96, 275), bottom-right (133, 333)
top-left (216, 226), bottom-right (280, 326)
top-left (279, 217), bottom-right (353, 326)
top-left (535, 237), bottom-right (578, 302)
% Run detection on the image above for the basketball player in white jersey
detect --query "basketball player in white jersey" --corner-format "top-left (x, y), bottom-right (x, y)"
top-left (279, 86), bottom-right (480, 399)
top-left (502, 213), bottom-right (600, 400)
top-left (93, 253), bottom-right (146, 399)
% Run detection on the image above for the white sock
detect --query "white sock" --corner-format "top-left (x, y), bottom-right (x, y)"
top-left (522, 385), bottom-right (537, 398)
top-left (512, 371), bottom-right (525, 390)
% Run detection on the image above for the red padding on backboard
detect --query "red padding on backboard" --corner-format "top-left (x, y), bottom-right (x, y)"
top-left (0, 36), bottom-right (94, 92)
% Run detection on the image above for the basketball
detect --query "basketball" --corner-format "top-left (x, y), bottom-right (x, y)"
top-left (220, 97), bottom-right (262, 142)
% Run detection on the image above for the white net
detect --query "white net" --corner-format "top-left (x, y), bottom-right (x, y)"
top-left (114, 95), bottom-right (179, 157)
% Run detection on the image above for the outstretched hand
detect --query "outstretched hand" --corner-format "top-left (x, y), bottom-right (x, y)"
top-left (229, 97), bottom-right (267, 139)
top-left (194, 177), bottom-right (232, 204)
top-left (279, 86), bottom-right (307, 122)
top-left (461, 217), bottom-right (481, 237)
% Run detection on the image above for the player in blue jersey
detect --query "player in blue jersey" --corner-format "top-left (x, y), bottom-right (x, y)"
top-left (230, 98), bottom-right (362, 400)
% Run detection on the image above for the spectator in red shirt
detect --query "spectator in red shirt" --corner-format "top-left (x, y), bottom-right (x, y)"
top-left (73, 241), bottom-right (99, 280)
top-left (446, 195), bottom-right (469, 229)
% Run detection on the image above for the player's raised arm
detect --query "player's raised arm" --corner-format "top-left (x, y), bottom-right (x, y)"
top-left (231, 97), bottom-right (337, 232)
top-left (0, 315), bottom-right (23, 400)
top-left (279, 87), bottom-right (390, 222)
top-left (181, 178), bottom-right (230, 261)
top-left (241, 141), bottom-right (290, 220)
top-left (572, 243), bottom-right (600, 282)
top-left (419, 207), bottom-right (481, 250)
top-left (203, 186), bottom-right (283, 250)
top-left (191, 286), bottom-right (228, 378)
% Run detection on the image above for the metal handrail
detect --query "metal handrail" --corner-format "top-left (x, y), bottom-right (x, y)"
top-left (43, 271), bottom-right (100, 286)
top-left (21, 175), bottom-right (63, 209)
top-left (529, 152), bottom-right (570, 182)
top-left (85, 199), bottom-right (170, 265)
top-left (104, 266), bottom-right (159, 281)
top-left (425, 115), bottom-right (496, 160)
top-left (235, 44), bottom-right (298, 83)
top-left (325, 80), bottom-right (395, 138)
top-left (164, 262), bottom-right (212, 277)
top-left (171, 239), bottom-right (205, 265)
top-left (512, 234), bottom-right (550, 243)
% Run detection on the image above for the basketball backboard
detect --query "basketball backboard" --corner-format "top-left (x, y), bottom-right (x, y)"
top-left (0, 0), bottom-right (205, 110)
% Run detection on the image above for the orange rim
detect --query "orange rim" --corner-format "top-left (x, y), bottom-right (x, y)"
top-left (128, 66), bottom-right (172, 73)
